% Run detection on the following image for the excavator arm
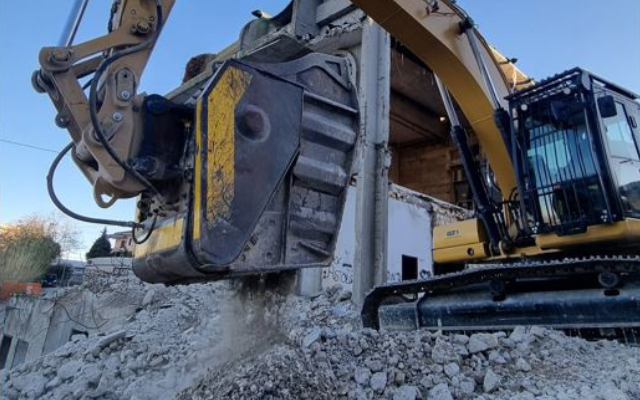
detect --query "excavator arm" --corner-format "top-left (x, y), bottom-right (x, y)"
top-left (34, 0), bottom-right (177, 207)
top-left (352, 0), bottom-right (526, 194)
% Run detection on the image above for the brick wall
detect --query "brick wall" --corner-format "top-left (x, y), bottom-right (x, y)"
top-left (389, 142), bottom-right (456, 204)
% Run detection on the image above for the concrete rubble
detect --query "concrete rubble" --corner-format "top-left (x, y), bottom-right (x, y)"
top-left (1, 273), bottom-right (639, 400)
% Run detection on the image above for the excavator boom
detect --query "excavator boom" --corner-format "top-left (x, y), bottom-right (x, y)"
top-left (351, 0), bottom-right (526, 195)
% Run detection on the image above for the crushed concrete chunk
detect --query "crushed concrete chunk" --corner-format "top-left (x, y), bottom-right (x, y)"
top-left (468, 333), bottom-right (499, 354)
top-left (142, 288), bottom-right (156, 307)
top-left (483, 369), bottom-right (500, 393)
top-left (354, 367), bottom-right (372, 385)
top-left (516, 357), bottom-right (532, 372)
top-left (57, 360), bottom-right (83, 381)
top-left (444, 362), bottom-right (460, 378)
top-left (394, 385), bottom-right (421, 400)
top-left (370, 371), bottom-right (387, 392)
top-left (302, 328), bottom-right (322, 348)
top-left (428, 383), bottom-right (454, 400)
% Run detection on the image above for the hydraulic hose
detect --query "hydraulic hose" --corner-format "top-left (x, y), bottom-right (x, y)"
top-left (47, 143), bottom-right (140, 228)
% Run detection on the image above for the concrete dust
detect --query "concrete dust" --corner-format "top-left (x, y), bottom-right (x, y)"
top-left (188, 273), bottom-right (296, 375)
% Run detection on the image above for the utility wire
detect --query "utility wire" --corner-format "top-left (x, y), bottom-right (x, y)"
top-left (0, 138), bottom-right (59, 154)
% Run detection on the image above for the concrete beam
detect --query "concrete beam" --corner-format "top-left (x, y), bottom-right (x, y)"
top-left (353, 19), bottom-right (391, 306)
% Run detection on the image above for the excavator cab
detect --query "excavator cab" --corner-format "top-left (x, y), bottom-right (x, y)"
top-left (510, 69), bottom-right (640, 239)
top-left (365, 69), bottom-right (640, 332)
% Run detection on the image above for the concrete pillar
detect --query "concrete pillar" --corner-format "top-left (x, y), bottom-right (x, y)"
top-left (353, 19), bottom-right (391, 306)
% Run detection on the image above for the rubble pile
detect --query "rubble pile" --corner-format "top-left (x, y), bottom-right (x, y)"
top-left (179, 286), bottom-right (640, 400)
top-left (0, 275), bottom-right (225, 400)
top-left (1, 277), bottom-right (639, 400)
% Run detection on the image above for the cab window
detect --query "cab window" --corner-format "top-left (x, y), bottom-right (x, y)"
top-left (603, 102), bottom-right (639, 160)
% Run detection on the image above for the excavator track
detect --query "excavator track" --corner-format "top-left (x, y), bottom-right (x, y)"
top-left (362, 256), bottom-right (640, 334)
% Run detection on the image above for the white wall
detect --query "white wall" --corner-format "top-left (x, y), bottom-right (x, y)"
top-left (0, 289), bottom-right (138, 369)
top-left (386, 197), bottom-right (433, 283)
top-left (321, 186), bottom-right (433, 289)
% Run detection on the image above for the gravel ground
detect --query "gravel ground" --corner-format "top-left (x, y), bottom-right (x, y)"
top-left (1, 275), bottom-right (638, 400)
top-left (178, 286), bottom-right (640, 400)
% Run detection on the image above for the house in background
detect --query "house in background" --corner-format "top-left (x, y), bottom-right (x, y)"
top-left (108, 231), bottom-right (135, 255)
top-left (81, 231), bottom-right (135, 276)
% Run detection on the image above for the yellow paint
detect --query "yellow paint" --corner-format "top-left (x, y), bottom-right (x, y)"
top-left (434, 243), bottom-right (489, 264)
top-left (494, 246), bottom-right (557, 259)
top-left (433, 219), bottom-right (487, 250)
top-left (537, 219), bottom-right (640, 250)
top-left (433, 218), bottom-right (558, 263)
top-left (134, 217), bottom-right (184, 258)
top-left (193, 101), bottom-right (203, 240)
top-left (205, 67), bottom-right (252, 225)
top-left (433, 219), bottom-right (640, 264)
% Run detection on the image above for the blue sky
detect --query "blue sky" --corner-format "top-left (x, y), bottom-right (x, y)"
top-left (1, 1), bottom-right (639, 258)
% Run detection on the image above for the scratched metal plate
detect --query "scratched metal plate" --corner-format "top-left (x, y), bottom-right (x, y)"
top-left (193, 61), bottom-right (302, 266)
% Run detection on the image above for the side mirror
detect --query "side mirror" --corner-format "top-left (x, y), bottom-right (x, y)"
top-left (598, 95), bottom-right (617, 118)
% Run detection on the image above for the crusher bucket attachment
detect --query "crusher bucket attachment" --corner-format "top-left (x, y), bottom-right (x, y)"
top-left (362, 257), bottom-right (640, 333)
top-left (132, 53), bottom-right (359, 284)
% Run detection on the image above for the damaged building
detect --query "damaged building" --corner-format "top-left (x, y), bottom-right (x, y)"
top-left (0, 287), bottom-right (138, 370)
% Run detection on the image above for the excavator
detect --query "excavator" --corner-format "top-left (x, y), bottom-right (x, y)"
top-left (33, 0), bottom-right (640, 333)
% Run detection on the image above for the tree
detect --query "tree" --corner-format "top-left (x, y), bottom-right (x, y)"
top-left (86, 228), bottom-right (112, 259)
top-left (49, 213), bottom-right (81, 259)
top-left (0, 215), bottom-right (63, 282)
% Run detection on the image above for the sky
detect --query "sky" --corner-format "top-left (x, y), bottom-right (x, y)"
top-left (1, 0), bottom-right (639, 258)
